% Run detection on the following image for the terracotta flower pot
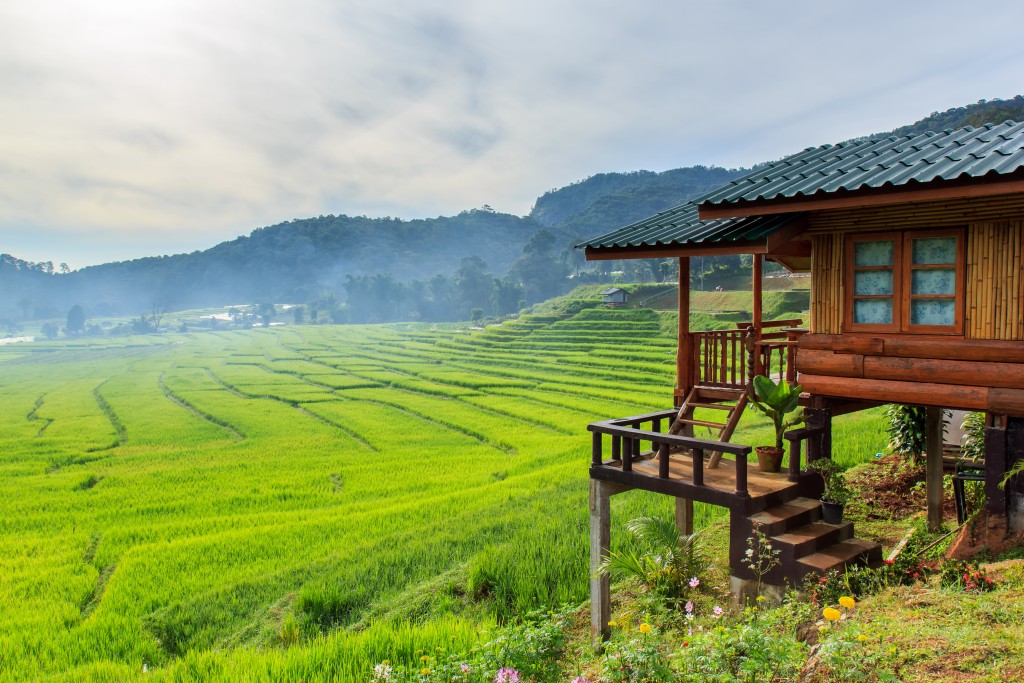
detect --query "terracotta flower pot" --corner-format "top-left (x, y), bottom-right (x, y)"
top-left (755, 446), bottom-right (785, 473)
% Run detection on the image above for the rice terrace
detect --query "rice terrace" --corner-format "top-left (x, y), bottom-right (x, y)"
top-left (0, 306), bottom-right (887, 681)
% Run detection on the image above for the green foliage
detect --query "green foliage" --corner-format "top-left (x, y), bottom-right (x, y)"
top-left (749, 376), bottom-right (803, 450)
top-left (938, 558), bottom-right (996, 592)
top-left (959, 411), bottom-right (986, 463)
top-left (806, 459), bottom-right (852, 506)
top-left (884, 404), bottom-right (927, 464)
top-left (601, 624), bottom-right (675, 683)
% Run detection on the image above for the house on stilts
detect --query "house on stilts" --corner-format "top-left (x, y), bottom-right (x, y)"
top-left (578, 121), bottom-right (1024, 642)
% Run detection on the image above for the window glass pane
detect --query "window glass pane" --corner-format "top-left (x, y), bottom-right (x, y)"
top-left (911, 299), bottom-right (955, 326)
top-left (911, 268), bottom-right (956, 296)
top-left (854, 270), bottom-right (893, 296)
top-left (854, 240), bottom-right (894, 267)
top-left (911, 237), bottom-right (956, 265)
top-left (854, 299), bottom-right (893, 324)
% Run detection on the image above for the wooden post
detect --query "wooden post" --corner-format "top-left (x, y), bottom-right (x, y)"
top-left (926, 406), bottom-right (944, 532)
top-left (985, 420), bottom-right (1007, 516)
top-left (676, 257), bottom-right (692, 404)
top-left (675, 498), bottom-right (694, 536)
top-left (590, 480), bottom-right (629, 647)
top-left (752, 254), bottom-right (763, 380)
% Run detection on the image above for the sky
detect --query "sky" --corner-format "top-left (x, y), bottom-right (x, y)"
top-left (3, 0), bottom-right (1024, 269)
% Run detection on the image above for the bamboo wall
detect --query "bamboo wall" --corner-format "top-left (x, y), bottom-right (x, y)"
top-left (810, 233), bottom-right (843, 334)
top-left (966, 221), bottom-right (1024, 340)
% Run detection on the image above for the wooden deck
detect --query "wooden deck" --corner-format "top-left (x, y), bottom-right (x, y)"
top-left (591, 451), bottom-right (800, 512)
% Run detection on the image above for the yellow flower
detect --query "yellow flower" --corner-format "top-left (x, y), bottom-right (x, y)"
top-left (857, 635), bottom-right (868, 643)
top-left (607, 620), bottom-right (618, 627)
top-left (839, 596), bottom-right (856, 609)
top-left (755, 595), bottom-right (765, 603)
top-left (421, 669), bottom-right (430, 676)
top-left (823, 607), bottom-right (841, 621)
top-left (639, 623), bottom-right (652, 634)
top-left (420, 656), bottom-right (430, 663)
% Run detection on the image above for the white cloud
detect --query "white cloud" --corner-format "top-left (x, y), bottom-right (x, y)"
top-left (2, 0), bottom-right (1024, 267)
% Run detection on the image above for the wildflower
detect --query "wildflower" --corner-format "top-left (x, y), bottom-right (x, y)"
top-left (639, 623), bottom-right (652, 634)
top-left (823, 607), bottom-right (841, 621)
top-left (712, 605), bottom-right (724, 618)
top-left (685, 601), bottom-right (694, 613)
top-left (373, 663), bottom-right (394, 682)
top-left (839, 596), bottom-right (856, 609)
top-left (421, 669), bottom-right (430, 676)
top-left (756, 595), bottom-right (765, 603)
top-left (745, 548), bottom-right (754, 558)
top-left (857, 635), bottom-right (868, 643)
top-left (689, 577), bottom-right (700, 588)
top-left (681, 641), bottom-right (689, 648)
top-left (607, 620), bottom-right (618, 627)
top-left (494, 668), bottom-right (520, 683)
top-left (884, 559), bottom-right (894, 565)
top-left (571, 678), bottom-right (590, 683)
top-left (420, 656), bottom-right (430, 663)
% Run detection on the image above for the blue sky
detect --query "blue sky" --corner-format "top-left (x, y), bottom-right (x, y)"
top-left (3, 0), bottom-right (1024, 268)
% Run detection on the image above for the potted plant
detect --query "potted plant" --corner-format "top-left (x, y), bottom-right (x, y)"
top-left (807, 459), bottom-right (852, 523)
top-left (748, 375), bottom-right (803, 472)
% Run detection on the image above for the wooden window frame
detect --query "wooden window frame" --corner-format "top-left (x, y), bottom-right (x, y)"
top-left (843, 228), bottom-right (965, 335)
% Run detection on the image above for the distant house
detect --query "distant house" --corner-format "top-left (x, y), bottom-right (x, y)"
top-left (599, 287), bottom-right (628, 307)
top-left (579, 121), bottom-right (1024, 639)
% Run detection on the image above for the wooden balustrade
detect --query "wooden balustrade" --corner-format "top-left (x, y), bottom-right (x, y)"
top-left (690, 320), bottom-right (806, 390)
top-left (782, 423), bottom-right (826, 482)
top-left (588, 412), bottom-right (753, 498)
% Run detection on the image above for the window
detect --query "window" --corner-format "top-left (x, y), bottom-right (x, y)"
top-left (844, 228), bottom-right (964, 335)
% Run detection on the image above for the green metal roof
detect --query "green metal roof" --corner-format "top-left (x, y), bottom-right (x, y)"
top-left (699, 120), bottom-right (1024, 208)
top-left (577, 202), bottom-right (800, 251)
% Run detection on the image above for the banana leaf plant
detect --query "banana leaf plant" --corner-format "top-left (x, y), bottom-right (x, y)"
top-left (749, 375), bottom-right (803, 451)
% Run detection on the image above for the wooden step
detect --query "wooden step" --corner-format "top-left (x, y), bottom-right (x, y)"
top-left (674, 418), bottom-right (727, 430)
top-left (773, 521), bottom-right (854, 564)
top-left (796, 538), bottom-right (884, 578)
top-left (687, 402), bottom-right (735, 411)
top-left (693, 386), bottom-right (747, 401)
top-left (745, 497), bottom-right (821, 536)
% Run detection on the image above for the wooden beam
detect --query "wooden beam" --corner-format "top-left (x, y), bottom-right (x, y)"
top-left (590, 479), bottom-right (629, 647)
top-left (752, 253), bottom-right (763, 335)
top-left (677, 257), bottom-right (692, 401)
top-left (584, 241), bottom-right (767, 261)
top-left (926, 407), bottom-right (944, 532)
top-left (696, 176), bottom-right (1024, 220)
top-left (675, 497), bottom-right (694, 536)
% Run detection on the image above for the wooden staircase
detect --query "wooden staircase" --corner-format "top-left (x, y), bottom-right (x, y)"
top-left (667, 386), bottom-right (747, 468)
top-left (732, 493), bottom-right (883, 586)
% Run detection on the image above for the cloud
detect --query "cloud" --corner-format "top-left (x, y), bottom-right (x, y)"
top-left (2, 0), bottom-right (1024, 267)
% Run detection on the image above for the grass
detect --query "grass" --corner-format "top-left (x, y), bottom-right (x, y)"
top-left (0, 306), bottom-right (881, 682)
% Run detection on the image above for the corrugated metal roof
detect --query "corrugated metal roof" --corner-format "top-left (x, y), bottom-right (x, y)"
top-left (578, 201), bottom-right (800, 250)
top-left (700, 120), bottom-right (1024, 207)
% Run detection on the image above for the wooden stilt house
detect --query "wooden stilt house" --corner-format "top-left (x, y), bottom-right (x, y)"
top-left (579, 121), bottom-right (1024, 640)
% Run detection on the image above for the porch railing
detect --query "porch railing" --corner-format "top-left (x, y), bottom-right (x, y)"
top-left (690, 319), bottom-right (805, 390)
top-left (588, 409), bottom-right (753, 498)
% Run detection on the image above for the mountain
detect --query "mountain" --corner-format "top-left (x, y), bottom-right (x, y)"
top-left (4, 95), bottom-right (1023, 327)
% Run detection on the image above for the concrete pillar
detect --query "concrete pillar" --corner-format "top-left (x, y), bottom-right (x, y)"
top-left (590, 479), bottom-right (629, 647)
top-left (926, 406), bottom-right (945, 533)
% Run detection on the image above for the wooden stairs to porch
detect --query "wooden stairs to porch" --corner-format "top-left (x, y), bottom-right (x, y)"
top-left (667, 386), bottom-right (747, 468)
top-left (733, 493), bottom-right (884, 586)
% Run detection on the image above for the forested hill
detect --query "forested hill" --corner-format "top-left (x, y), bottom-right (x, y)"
top-left (4, 95), bottom-right (1023, 327)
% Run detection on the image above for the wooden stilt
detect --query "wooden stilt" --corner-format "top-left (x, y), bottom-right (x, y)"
top-left (926, 406), bottom-right (945, 532)
top-left (590, 480), bottom-right (629, 647)
top-left (676, 497), bottom-right (694, 536)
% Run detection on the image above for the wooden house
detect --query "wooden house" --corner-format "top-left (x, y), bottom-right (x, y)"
top-left (599, 287), bottom-right (629, 307)
top-left (578, 121), bottom-right (1024, 640)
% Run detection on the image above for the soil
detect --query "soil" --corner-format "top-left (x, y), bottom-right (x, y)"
top-left (846, 455), bottom-right (958, 520)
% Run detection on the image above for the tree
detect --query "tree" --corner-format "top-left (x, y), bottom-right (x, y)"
top-left (292, 306), bottom-right (305, 324)
top-left (470, 307), bottom-right (484, 324)
top-left (40, 322), bottom-right (58, 339)
top-left (454, 256), bottom-right (492, 320)
top-left (257, 302), bottom-right (276, 327)
top-left (66, 305), bottom-right (85, 336)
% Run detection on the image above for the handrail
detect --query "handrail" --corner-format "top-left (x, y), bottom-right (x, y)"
top-left (783, 423), bottom-right (825, 482)
top-left (589, 418), bottom-right (752, 498)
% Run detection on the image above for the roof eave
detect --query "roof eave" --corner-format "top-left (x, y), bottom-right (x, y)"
top-left (584, 239), bottom-right (770, 261)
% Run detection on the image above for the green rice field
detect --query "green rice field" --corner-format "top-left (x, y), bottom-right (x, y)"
top-left (0, 308), bottom-right (886, 681)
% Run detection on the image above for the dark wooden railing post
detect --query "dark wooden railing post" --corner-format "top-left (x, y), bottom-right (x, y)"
top-left (691, 448), bottom-right (704, 486)
top-left (622, 437), bottom-right (633, 472)
top-left (592, 431), bottom-right (603, 467)
top-left (611, 435), bottom-right (621, 462)
top-left (787, 436), bottom-right (802, 482)
top-left (735, 451), bottom-right (748, 498)
top-left (659, 447), bottom-right (670, 478)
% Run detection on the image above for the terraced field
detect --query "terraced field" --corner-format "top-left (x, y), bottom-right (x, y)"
top-left (0, 308), bottom-right (885, 681)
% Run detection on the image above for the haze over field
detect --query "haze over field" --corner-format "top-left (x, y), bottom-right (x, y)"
top-left (4, 0), bottom-right (1024, 267)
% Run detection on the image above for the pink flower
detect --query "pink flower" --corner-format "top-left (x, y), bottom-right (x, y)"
top-left (712, 605), bottom-right (724, 617)
top-left (461, 665), bottom-right (471, 673)
top-left (495, 668), bottom-right (520, 683)
top-left (685, 601), bottom-right (694, 613)
top-left (571, 678), bottom-right (590, 683)
top-left (689, 577), bottom-right (700, 588)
